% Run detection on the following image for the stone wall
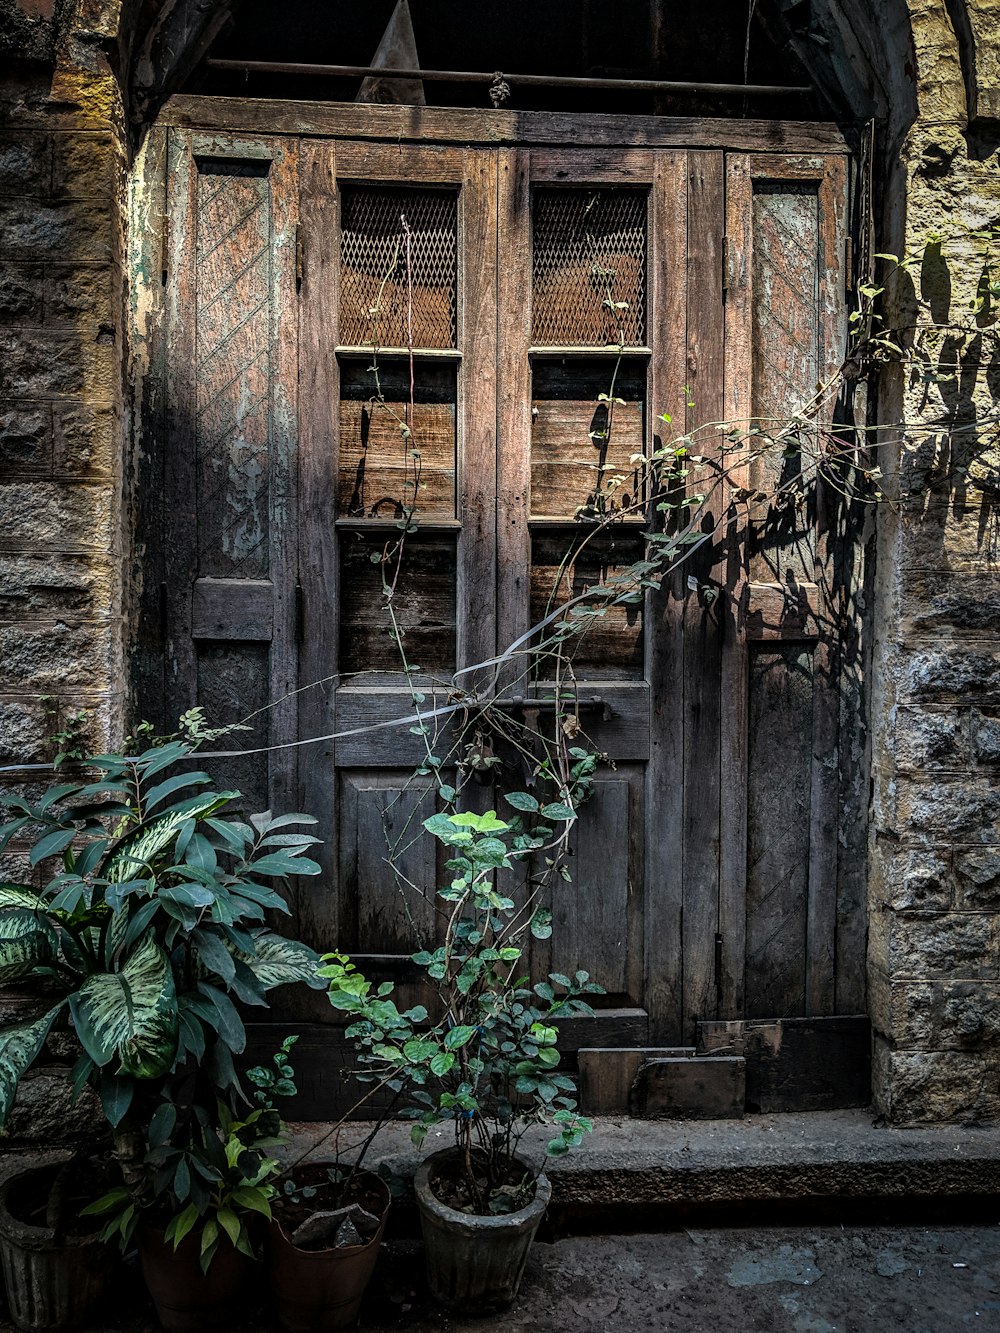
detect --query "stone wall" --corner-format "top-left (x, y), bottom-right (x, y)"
top-left (2, 0), bottom-right (1000, 1125)
top-left (869, 18), bottom-right (1000, 1118)
top-left (0, 26), bottom-right (127, 879)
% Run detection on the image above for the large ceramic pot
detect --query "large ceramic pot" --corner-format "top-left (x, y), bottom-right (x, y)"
top-left (0, 1163), bottom-right (116, 1333)
top-left (414, 1149), bottom-right (550, 1314)
top-left (137, 1225), bottom-right (257, 1331)
top-left (265, 1171), bottom-right (390, 1333)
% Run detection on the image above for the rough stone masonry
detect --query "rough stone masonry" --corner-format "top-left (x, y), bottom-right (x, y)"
top-left (3, 0), bottom-right (1000, 1126)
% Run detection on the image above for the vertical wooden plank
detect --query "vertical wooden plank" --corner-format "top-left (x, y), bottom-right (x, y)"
top-left (718, 154), bottom-right (753, 1021)
top-left (495, 148), bottom-right (531, 697)
top-left (746, 645), bottom-right (813, 1018)
top-left (163, 129), bottom-right (199, 734)
top-left (266, 139), bottom-right (300, 822)
top-left (457, 149), bottom-right (498, 687)
top-left (646, 149), bottom-right (687, 1042)
top-left (296, 138), bottom-right (339, 950)
top-left (681, 150), bottom-right (726, 1038)
top-left (133, 124), bottom-right (169, 734)
top-left (806, 157), bottom-right (848, 1015)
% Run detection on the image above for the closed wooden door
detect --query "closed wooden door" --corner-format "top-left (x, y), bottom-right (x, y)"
top-left (147, 104), bottom-right (862, 1108)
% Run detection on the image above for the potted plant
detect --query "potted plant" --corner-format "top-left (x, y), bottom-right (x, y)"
top-left (324, 805), bottom-right (600, 1314)
top-left (0, 732), bottom-right (326, 1329)
top-left (255, 1024), bottom-right (394, 1333)
top-left (0, 1153), bottom-right (118, 1333)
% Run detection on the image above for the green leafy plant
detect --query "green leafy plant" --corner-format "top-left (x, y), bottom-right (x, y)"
top-left (0, 740), bottom-right (324, 1261)
top-left (323, 807), bottom-right (601, 1217)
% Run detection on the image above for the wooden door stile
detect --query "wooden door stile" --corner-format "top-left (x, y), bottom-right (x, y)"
top-left (681, 150), bottom-right (726, 1038)
top-left (296, 137), bottom-right (339, 967)
top-left (646, 149), bottom-right (689, 1043)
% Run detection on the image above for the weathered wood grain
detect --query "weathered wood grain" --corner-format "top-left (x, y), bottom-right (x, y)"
top-left (681, 150), bottom-right (725, 1037)
top-left (745, 645), bottom-right (813, 1018)
top-left (338, 360), bottom-right (456, 520)
top-left (530, 359), bottom-right (645, 519)
top-left (645, 149), bottom-right (688, 1043)
top-left (163, 97), bottom-right (850, 153)
top-left (338, 533), bottom-right (457, 675)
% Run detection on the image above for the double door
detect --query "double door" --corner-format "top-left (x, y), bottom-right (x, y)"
top-left (145, 106), bottom-right (864, 1105)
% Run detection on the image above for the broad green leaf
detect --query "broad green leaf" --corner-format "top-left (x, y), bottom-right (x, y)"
top-left (430, 1051), bottom-right (455, 1076)
top-left (102, 792), bottom-right (236, 884)
top-left (443, 1025), bottom-right (478, 1051)
top-left (0, 885), bottom-right (46, 913)
top-left (230, 1186), bottom-right (272, 1217)
top-left (243, 932), bottom-right (323, 991)
top-left (0, 1006), bottom-right (63, 1126)
top-left (529, 908), bottom-right (553, 940)
top-left (144, 772), bottom-right (211, 812)
top-left (246, 852), bottom-right (321, 878)
top-left (0, 909), bottom-right (58, 982)
top-left (197, 984), bottom-right (245, 1054)
top-left (193, 928), bottom-right (236, 983)
top-left (217, 1207), bottom-right (241, 1248)
top-left (69, 936), bottom-right (178, 1077)
top-left (540, 802), bottom-right (576, 821)
top-left (504, 791), bottom-right (540, 813)
top-left (29, 827), bottom-right (77, 867)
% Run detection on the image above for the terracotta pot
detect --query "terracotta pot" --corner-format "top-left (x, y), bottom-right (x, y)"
top-left (137, 1225), bottom-right (257, 1331)
top-left (265, 1172), bottom-right (390, 1333)
top-left (414, 1149), bottom-right (550, 1313)
top-left (0, 1164), bottom-right (116, 1333)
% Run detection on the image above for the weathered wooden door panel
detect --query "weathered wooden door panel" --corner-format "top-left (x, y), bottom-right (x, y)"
top-left (162, 132), bottom-right (298, 818)
top-left (720, 151), bottom-right (850, 1026)
top-left (295, 140), bottom-right (498, 1009)
top-left (145, 106), bottom-right (864, 1111)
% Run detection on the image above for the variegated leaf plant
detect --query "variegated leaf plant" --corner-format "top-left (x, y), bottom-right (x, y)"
top-left (0, 737), bottom-right (323, 1257)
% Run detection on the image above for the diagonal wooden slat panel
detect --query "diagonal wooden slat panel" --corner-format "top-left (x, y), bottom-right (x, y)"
top-left (195, 163), bottom-right (273, 579)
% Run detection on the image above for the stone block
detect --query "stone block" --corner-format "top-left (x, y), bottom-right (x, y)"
top-left (50, 132), bottom-right (115, 200)
top-left (896, 774), bottom-right (1000, 842)
top-left (874, 1042), bottom-right (1000, 1125)
top-left (0, 621), bottom-right (110, 690)
top-left (887, 911), bottom-right (999, 979)
top-left (954, 846), bottom-right (1000, 908)
top-left (901, 648), bottom-right (1000, 703)
top-left (0, 132), bottom-right (49, 196)
top-left (899, 570), bottom-right (1000, 639)
top-left (882, 980), bottom-right (1000, 1049)
top-left (0, 197), bottom-right (111, 261)
top-left (45, 264), bottom-right (113, 325)
top-left (0, 481), bottom-right (114, 547)
top-left (0, 264), bottom-right (43, 323)
top-left (0, 551), bottom-right (100, 616)
top-left (972, 710), bottom-right (1000, 764)
top-left (52, 401), bottom-right (113, 472)
top-left (0, 699), bottom-right (49, 764)
top-left (2, 1065), bottom-right (102, 1143)
top-left (898, 500), bottom-right (1000, 573)
top-left (895, 706), bottom-right (968, 769)
top-left (0, 403), bottom-right (50, 472)
top-left (0, 328), bottom-right (83, 398)
top-left (0, 849), bottom-right (33, 886)
top-left (879, 847), bottom-right (954, 911)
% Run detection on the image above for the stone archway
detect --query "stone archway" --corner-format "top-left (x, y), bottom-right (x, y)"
top-left (3, 0), bottom-right (1000, 1122)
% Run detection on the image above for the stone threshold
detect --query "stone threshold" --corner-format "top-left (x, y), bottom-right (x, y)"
top-left (280, 1108), bottom-right (1000, 1226)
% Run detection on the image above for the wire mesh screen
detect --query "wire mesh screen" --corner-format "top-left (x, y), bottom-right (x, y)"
top-left (532, 189), bottom-right (647, 347)
top-left (340, 187), bottom-right (458, 348)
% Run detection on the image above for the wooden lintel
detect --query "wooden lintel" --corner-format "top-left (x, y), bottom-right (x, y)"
top-left (160, 97), bottom-right (850, 155)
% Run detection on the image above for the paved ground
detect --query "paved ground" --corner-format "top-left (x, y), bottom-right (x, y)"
top-left (6, 1221), bottom-right (999, 1331)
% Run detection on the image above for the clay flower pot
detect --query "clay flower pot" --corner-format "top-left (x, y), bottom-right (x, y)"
top-left (265, 1172), bottom-right (390, 1333)
top-left (0, 1164), bottom-right (116, 1333)
top-left (414, 1149), bottom-right (550, 1314)
top-left (137, 1225), bottom-right (257, 1331)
